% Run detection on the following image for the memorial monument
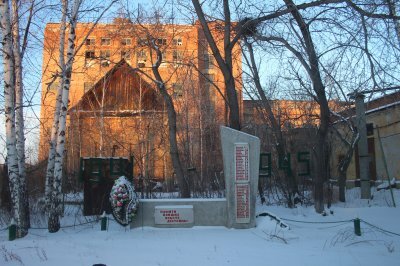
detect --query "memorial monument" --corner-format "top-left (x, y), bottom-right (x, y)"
top-left (130, 126), bottom-right (260, 229)
top-left (220, 126), bottom-right (260, 229)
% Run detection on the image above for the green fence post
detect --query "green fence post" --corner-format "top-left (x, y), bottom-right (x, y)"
top-left (354, 218), bottom-right (361, 236)
top-left (9, 218), bottom-right (16, 241)
top-left (101, 211), bottom-right (107, 231)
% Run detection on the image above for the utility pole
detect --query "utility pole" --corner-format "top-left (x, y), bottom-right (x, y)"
top-left (353, 92), bottom-right (371, 199)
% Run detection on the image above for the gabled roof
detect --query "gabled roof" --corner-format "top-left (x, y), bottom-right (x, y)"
top-left (69, 59), bottom-right (162, 116)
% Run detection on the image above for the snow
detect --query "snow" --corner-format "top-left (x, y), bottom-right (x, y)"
top-left (366, 100), bottom-right (400, 115)
top-left (377, 178), bottom-right (396, 190)
top-left (1, 188), bottom-right (400, 266)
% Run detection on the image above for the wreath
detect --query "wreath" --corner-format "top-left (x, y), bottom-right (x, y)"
top-left (109, 176), bottom-right (138, 226)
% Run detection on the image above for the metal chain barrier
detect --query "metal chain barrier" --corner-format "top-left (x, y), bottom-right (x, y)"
top-left (360, 219), bottom-right (400, 237)
top-left (259, 213), bottom-right (400, 237)
top-left (280, 217), bottom-right (354, 224)
top-left (7, 218), bottom-right (101, 231)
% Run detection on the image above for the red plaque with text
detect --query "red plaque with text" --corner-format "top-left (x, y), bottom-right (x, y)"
top-left (234, 143), bottom-right (249, 182)
top-left (235, 183), bottom-right (250, 223)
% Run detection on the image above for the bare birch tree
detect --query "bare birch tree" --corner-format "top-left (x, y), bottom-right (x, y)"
top-left (12, 0), bottom-right (35, 228)
top-left (47, 0), bottom-right (81, 232)
top-left (0, 0), bottom-right (28, 237)
top-left (45, 0), bottom-right (117, 232)
top-left (44, 0), bottom-right (67, 215)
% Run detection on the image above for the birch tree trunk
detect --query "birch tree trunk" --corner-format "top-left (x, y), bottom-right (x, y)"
top-left (48, 0), bottom-right (81, 233)
top-left (12, 0), bottom-right (29, 228)
top-left (45, 0), bottom-right (67, 212)
top-left (0, 0), bottom-right (28, 237)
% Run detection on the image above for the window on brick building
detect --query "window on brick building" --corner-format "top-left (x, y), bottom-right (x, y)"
top-left (156, 38), bottom-right (167, 46)
top-left (160, 50), bottom-right (167, 66)
top-left (172, 50), bottom-right (183, 64)
top-left (85, 50), bottom-right (95, 59)
top-left (172, 83), bottom-right (183, 97)
top-left (85, 50), bottom-right (96, 67)
top-left (85, 37), bottom-right (95, 45)
top-left (121, 50), bottom-right (131, 60)
top-left (204, 73), bottom-right (216, 111)
top-left (137, 49), bottom-right (147, 59)
top-left (101, 37), bottom-right (111, 46)
top-left (100, 50), bottom-right (110, 67)
top-left (203, 53), bottom-right (214, 70)
top-left (173, 38), bottom-right (182, 46)
top-left (204, 73), bottom-right (215, 87)
top-left (137, 49), bottom-right (147, 68)
top-left (121, 38), bottom-right (131, 46)
top-left (137, 38), bottom-right (147, 47)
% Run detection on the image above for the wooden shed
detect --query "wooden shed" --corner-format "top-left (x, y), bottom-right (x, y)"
top-left (68, 60), bottom-right (171, 184)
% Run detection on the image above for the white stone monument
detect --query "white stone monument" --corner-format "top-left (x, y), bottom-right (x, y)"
top-left (220, 126), bottom-right (260, 229)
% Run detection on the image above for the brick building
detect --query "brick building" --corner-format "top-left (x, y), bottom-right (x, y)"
top-left (39, 19), bottom-right (242, 183)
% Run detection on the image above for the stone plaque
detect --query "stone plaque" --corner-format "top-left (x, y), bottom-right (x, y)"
top-left (220, 126), bottom-right (260, 228)
top-left (154, 205), bottom-right (194, 225)
top-left (235, 184), bottom-right (250, 223)
top-left (234, 143), bottom-right (249, 182)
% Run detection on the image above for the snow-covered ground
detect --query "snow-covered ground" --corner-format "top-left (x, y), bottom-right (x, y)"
top-left (1, 188), bottom-right (399, 266)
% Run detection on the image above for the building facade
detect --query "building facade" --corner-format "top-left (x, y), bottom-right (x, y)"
top-left (39, 19), bottom-right (242, 184)
top-left (330, 92), bottom-right (400, 187)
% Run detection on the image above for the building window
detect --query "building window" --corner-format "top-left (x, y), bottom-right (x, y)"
top-left (173, 38), bottom-right (182, 46)
top-left (100, 50), bottom-right (110, 67)
top-left (204, 53), bottom-right (214, 69)
top-left (137, 50), bottom-right (147, 68)
top-left (367, 123), bottom-right (374, 136)
top-left (172, 50), bottom-right (183, 64)
top-left (160, 50), bottom-right (167, 65)
top-left (137, 49), bottom-right (147, 59)
top-left (204, 73), bottom-right (216, 111)
top-left (204, 73), bottom-right (215, 95)
top-left (200, 39), bottom-right (208, 49)
top-left (204, 73), bottom-right (215, 86)
top-left (85, 50), bottom-right (96, 67)
top-left (85, 50), bottom-right (95, 59)
top-left (84, 82), bottom-right (94, 93)
top-left (172, 83), bottom-right (183, 97)
top-left (156, 38), bottom-right (167, 46)
top-left (101, 37), bottom-right (111, 46)
top-left (137, 38), bottom-right (147, 47)
top-left (85, 37), bottom-right (95, 46)
top-left (121, 38), bottom-right (131, 46)
top-left (121, 50), bottom-right (130, 60)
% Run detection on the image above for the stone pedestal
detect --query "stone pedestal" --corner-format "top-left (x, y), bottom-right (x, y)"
top-left (220, 126), bottom-right (260, 229)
